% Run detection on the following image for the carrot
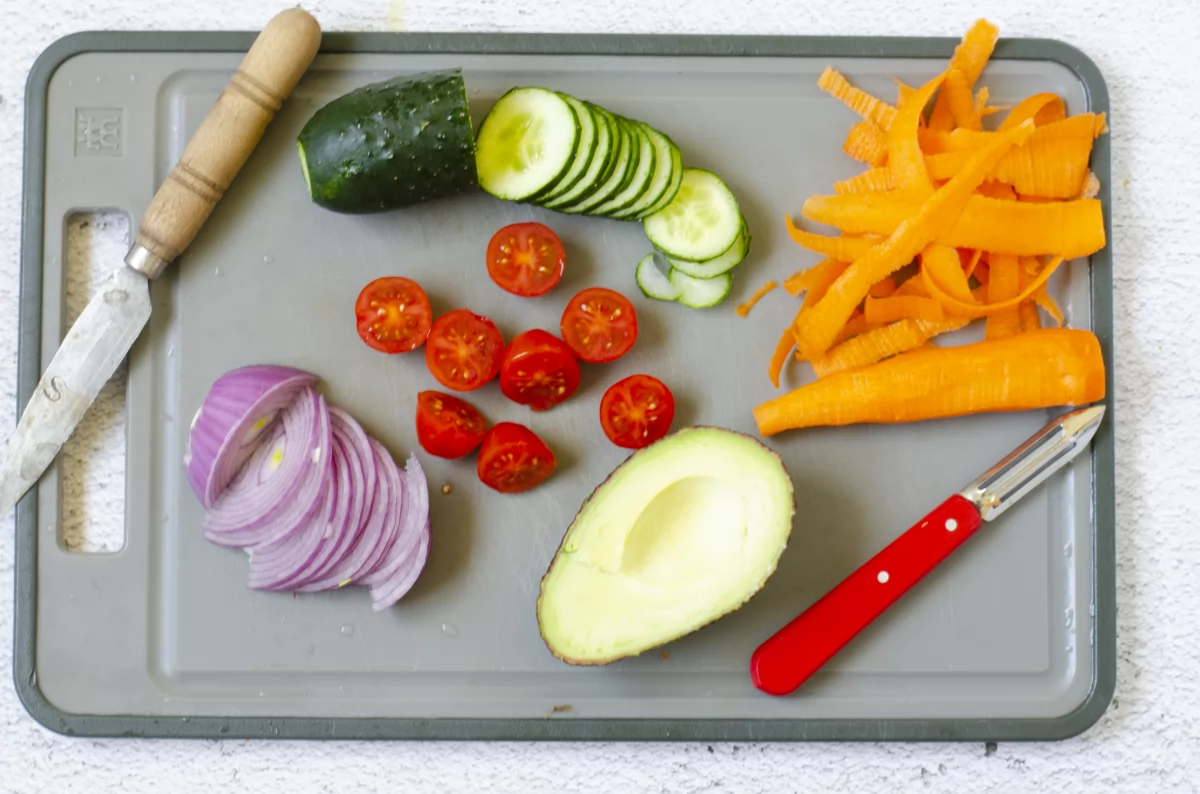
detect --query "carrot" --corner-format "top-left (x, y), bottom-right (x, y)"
top-left (768, 324), bottom-right (796, 388)
top-left (1000, 92), bottom-right (1066, 131)
top-left (802, 259), bottom-right (850, 309)
top-left (944, 68), bottom-right (983, 131)
top-left (920, 243), bottom-right (976, 303)
top-left (800, 192), bottom-right (1105, 259)
top-left (864, 295), bottom-right (945, 324)
top-left (833, 167), bottom-right (896, 194)
top-left (922, 255), bottom-right (1066, 317)
top-left (785, 216), bottom-right (879, 260)
top-left (1033, 283), bottom-right (1064, 326)
top-left (888, 72), bottom-right (946, 194)
top-left (984, 254), bottom-right (1022, 339)
top-left (810, 317), bottom-right (968, 378)
top-left (975, 180), bottom-right (1018, 200)
top-left (927, 19), bottom-right (1000, 132)
top-left (962, 247), bottom-right (984, 278)
top-left (843, 119), bottom-right (889, 166)
top-left (753, 328), bottom-right (1105, 436)
top-left (892, 275), bottom-right (929, 298)
top-left (736, 280), bottom-right (778, 318)
top-left (818, 66), bottom-right (898, 130)
top-left (792, 122), bottom-right (1034, 359)
top-left (892, 76), bottom-right (917, 105)
top-left (1019, 264), bottom-right (1042, 332)
top-left (868, 276), bottom-right (898, 298)
top-left (926, 131), bottom-right (1096, 198)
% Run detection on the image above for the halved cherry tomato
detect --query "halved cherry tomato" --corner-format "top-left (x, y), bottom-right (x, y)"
top-left (560, 287), bottom-right (638, 363)
top-left (415, 391), bottom-right (487, 459)
top-left (424, 309), bottom-right (505, 392)
top-left (477, 422), bottom-right (556, 494)
top-left (354, 277), bottom-right (433, 354)
top-left (499, 330), bottom-right (581, 411)
top-left (599, 374), bottom-right (675, 449)
top-left (487, 222), bottom-right (566, 298)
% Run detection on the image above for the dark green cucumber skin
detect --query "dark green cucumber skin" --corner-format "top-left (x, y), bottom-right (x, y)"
top-left (298, 69), bottom-right (477, 214)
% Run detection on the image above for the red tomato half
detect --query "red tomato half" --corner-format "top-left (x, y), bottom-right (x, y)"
top-left (599, 374), bottom-right (676, 449)
top-left (560, 287), bottom-right (638, 363)
top-left (354, 277), bottom-right (433, 354)
top-left (415, 391), bottom-right (487, 459)
top-left (486, 222), bottom-right (566, 298)
top-left (424, 309), bottom-right (505, 392)
top-left (477, 422), bottom-right (556, 494)
top-left (499, 329), bottom-right (581, 411)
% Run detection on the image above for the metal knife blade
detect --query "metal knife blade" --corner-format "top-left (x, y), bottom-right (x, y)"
top-left (0, 267), bottom-right (150, 518)
top-left (751, 404), bottom-right (1107, 696)
top-left (0, 9), bottom-right (321, 521)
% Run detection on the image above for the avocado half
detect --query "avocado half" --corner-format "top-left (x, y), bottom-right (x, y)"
top-left (536, 426), bottom-right (795, 665)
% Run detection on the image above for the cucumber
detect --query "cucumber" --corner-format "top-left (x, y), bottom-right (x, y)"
top-left (567, 118), bottom-right (638, 214)
top-left (541, 104), bottom-right (615, 210)
top-left (635, 253), bottom-right (683, 301)
top-left (529, 94), bottom-right (598, 204)
top-left (666, 219), bottom-right (750, 278)
top-left (634, 141), bottom-right (684, 220)
top-left (614, 126), bottom-right (680, 220)
top-left (588, 121), bottom-right (657, 217)
top-left (669, 268), bottom-right (733, 309)
top-left (297, 69), bottom-right (477, 213)
top-left (643, 169), bottom-right (742, 262)
top-left (475, 87), bottom-right (580, 201)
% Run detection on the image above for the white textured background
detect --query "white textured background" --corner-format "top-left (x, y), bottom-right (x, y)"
top-left (1, 0), bottom-right (1198, 791)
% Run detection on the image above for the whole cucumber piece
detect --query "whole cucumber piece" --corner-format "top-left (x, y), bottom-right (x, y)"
top-left (297, 68), bottom-right (477, 213)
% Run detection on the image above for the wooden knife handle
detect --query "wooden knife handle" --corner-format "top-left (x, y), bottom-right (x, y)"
top-left (127, 8), bottom-right (321, 276)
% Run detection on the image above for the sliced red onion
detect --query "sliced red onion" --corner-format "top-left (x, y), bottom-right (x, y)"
top-left (370, 519), bottom-right (430, 611)
top-left (202, 388), bottom-right (326, 539)
top-left (292, 408), bottom-right (376, 592)
top-left (247, 430), bottom-right (351, 591)
top-left (360, 454), bottom-right (429, 591)
top-left (354, 462), bottom-right (408, 586)
top-left (246, 479), bottom-right (335, 591)
top-left (299, 433), bottom-right (394, 592)
top-left (185, 365), bottom-right (317, 508)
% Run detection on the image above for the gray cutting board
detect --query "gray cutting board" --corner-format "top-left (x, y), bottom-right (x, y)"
top-left (15, 32), bottom-right (1114, 741)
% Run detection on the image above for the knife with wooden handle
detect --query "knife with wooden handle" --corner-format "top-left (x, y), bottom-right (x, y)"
top-left (0, 8), bottom-right (322, 519)
top-left (750, 404), bottom-right (1106, 696)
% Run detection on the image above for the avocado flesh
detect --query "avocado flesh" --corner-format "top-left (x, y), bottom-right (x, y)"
top-left (537, 427), bottom-right (795, 665)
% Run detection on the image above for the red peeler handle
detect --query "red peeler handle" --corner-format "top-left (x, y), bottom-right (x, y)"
top-left (751, 494), bottom-right (984, 696)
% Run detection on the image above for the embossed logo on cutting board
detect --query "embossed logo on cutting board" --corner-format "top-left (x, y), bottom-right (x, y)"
top-left (75, 108), bottom-right (124, 157)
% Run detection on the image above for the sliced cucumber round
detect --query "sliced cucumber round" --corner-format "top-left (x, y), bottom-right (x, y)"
top-left (614, 126), bottom-right (680, 220)
top-left (634, 144), bottom-right (684, 220)
top-left (569, 118), bottom-right (639, 214)
top-left (666, 219), bottom-right (750, 278)
top-left (635, 253), bottom-right (683, 301)
top-left (669, 268), bottom-right (733, 309)
top-left (541, 104), bottom-right (614, 210)
top-left (589, 122), bottom-right (657, 218)
top-left (530, 93), bottom-right (598, 204)
top-left (476, 87), bottom-right (580, 202)
top-left (643, 169), bottom-right (741, 262)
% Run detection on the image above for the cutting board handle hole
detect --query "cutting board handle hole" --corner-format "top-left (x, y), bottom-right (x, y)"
top-left (58, 211), bottom-right (132, 554)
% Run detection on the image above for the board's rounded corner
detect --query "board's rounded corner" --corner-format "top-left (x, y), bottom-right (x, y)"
top-left (25, 31), bottom-right (107, 104)
top-left (12, 661), bottom-right (86, 739)
top-left (1001, 37), bottom-right (1111, 113)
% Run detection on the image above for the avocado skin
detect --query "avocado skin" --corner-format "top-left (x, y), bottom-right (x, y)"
top-left (536, 426), bottom-right (796, 666)
top-left (297, 68), bottom-right (478, 213)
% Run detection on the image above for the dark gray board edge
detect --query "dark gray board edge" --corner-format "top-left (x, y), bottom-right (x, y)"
top-left (15, 30), bottom-right (1115, 742)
